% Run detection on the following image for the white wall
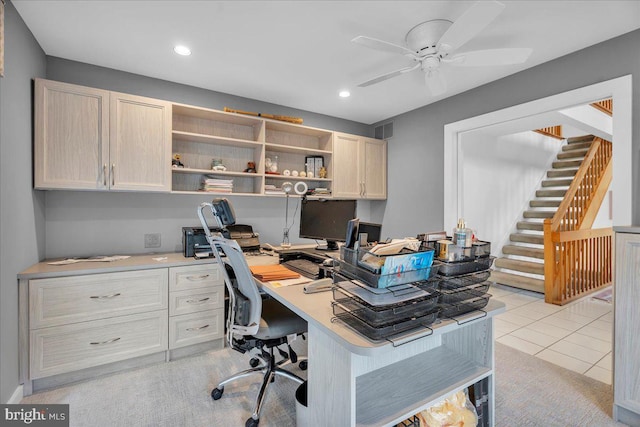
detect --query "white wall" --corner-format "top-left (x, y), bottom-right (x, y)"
top-left (460, 131), bottom-right (558, 255)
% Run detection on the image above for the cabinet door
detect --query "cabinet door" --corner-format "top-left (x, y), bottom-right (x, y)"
top-left (332, 132), bottom-right (362, 198)
top-left (614, 232), bottom-right (640, 415)
top-left (109, 92), bottom-right (171, 191)
top-left (34, 79), bottom-right (110, 190)
top-left (363, 138), bottom-right (387, 199)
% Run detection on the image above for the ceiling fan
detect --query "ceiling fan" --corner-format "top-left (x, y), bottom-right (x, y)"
top-left (352, 0), bottom-right (532, 95)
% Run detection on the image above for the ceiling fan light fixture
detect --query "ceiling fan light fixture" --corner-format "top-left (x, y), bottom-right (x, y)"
top-left (173, 45), bottom-right (191, 56)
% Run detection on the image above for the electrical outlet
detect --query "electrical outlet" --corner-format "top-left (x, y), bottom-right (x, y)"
top-left (144, 233), bottom-right (161, 248)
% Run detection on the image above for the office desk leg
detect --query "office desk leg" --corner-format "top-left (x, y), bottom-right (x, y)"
top-left (307, 323), bottom-right (356, 426)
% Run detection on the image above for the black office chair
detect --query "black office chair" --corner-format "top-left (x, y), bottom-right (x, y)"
top-left (197, 199), bottom-right (307, 427)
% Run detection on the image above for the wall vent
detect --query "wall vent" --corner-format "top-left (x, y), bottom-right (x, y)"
top-left (374, 122), bottom-right (393, 139)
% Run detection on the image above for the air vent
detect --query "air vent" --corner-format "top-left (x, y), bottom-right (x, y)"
top-left (374, 121), bottom-right (393, 139)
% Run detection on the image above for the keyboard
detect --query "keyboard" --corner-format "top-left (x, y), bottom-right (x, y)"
top-left (283, 258), bottom-right (321, 279)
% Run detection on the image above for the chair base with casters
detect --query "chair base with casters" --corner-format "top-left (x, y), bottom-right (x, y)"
top-left (198, 199), bottom-right (308, 427)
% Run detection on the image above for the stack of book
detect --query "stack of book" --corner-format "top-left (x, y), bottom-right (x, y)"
top-left (312, 187), bottom-right (331, 196)
top-left (264, 184), bottom-right (285, 195)
top-left (202, 177), bottom-right (233, 193)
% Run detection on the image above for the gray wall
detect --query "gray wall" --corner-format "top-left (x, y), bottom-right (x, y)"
top-left (378, 29), bottom-right (640, 239)
top-left (0, 1), bottom-right (46, 403)
top-left (43, 58), bottom-right (374, 258)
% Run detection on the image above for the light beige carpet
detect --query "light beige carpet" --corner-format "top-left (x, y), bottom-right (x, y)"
top-left (21, 342), bottom-right (625, 426)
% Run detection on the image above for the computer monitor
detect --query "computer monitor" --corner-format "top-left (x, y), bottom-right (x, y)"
top-left (299, 199), bottom-right (357, 250)
top-left (358, 222), bottom-right (382, 243)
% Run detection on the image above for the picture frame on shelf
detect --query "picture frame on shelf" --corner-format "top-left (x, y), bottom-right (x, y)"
top-left (305, 155), bottom-right (324, 179)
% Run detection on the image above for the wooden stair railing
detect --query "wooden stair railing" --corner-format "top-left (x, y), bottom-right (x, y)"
top-left (543, 137), bottom-right (613, 305)
top-left (591, 99), bottom-right (613, 116)
top-left (534, 125), bottom-right (563, 140)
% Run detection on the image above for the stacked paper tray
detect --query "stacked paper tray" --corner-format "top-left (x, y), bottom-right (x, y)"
top-left (439, 294), bottom-right (492, 318)
top-left (437, 256), bottom-right (495, 277)
top-left (439, 282), bottom-right (491, 304)
top-left (332, 302), bottom-right (439, 341)
top-left (333, 271), bottom-right (434, 305)
top-left (332, 283), bottom-right (439, 327)
top-left (337, 258), bottom-right (440, 289)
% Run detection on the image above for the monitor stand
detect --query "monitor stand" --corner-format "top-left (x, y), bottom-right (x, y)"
top-left (316, 240), bottom-right (339, 251)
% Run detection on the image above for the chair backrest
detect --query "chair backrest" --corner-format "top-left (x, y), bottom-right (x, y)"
top-left (198, 201), bottom-right (261, 339)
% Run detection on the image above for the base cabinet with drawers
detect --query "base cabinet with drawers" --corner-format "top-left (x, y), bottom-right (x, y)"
top-left (18, 256), bottom-right (225, 395)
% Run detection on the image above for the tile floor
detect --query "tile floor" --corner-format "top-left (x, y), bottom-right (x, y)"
top-left (490, 283), bottom-right (613, 385)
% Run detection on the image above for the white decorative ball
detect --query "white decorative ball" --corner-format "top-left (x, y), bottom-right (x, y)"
top-left (291, 170), bottom-right (299, 177)
top-left (299, 171), bottom-right (307, 177)
top-left (307, 172), bottom-right (314, 178)
top-left (283, 169), bottom-right (291, 176)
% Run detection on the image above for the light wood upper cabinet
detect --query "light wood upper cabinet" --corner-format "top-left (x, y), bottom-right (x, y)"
top-left (34, 79), bottom-right (171, 192)
top-left (333, 132), bottom-right (387, 199)
top-left (110, 92), bottom-right (171, 191)
top-left (35, 79), bottom-right (110, 190)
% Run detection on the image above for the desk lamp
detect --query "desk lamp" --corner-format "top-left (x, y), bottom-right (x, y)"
top-left (281, 181), bottom-right (294, 248)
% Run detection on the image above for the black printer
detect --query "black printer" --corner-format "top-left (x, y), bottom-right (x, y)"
top-left (183, 224), bottom-right (261, 258)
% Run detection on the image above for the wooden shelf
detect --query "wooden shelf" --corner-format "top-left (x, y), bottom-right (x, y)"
top-left (170, 190), bottom-right (258, 197)
top-left (173, 104), bottom-right (264, 128)
top-left (265, 174), bottom-right (331, 182)
top-left (172, 130), bottom-right (262, 149)
top-left (265, 143), bottom-right (331, 155)
top-left (172, 168), bottom-right (262, 179)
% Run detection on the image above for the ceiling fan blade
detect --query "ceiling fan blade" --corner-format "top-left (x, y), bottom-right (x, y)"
top-left (357, 64), bottom-right (420, 87)
top-left (437, 0), bottom-right (505, 53)
top-left (446, 48), bottom-right (532, 66)
top-left (424, 69), bottom-right (447, 96)
top-left (352, 35), bottom-right (415, 56)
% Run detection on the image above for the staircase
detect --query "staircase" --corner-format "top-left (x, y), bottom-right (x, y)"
top-left (491, 135), bottom-right (594, 293)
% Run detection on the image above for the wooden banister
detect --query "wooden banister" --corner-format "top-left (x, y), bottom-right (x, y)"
top-left (591, 99), bottom-right (613, 116)
top-left (544, 136), bottom-right (613, 305)
top-left (534, 125), bottom-right (563, 139)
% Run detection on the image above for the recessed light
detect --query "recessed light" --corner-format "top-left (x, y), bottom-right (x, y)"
top-left (173, 45), bottom-right (191, 56)
top-left (339, 90), bottom-right (351, 98)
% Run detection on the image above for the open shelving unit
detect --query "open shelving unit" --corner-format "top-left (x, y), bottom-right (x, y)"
top-left (171, 103), bottom-right (335, 197)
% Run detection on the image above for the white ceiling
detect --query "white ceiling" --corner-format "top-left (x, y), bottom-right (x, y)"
top-left (13, 1), bottom-right (640, 124)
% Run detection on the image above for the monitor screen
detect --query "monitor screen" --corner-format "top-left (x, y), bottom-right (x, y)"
top-left (299, 199), bottom-right (357, 250)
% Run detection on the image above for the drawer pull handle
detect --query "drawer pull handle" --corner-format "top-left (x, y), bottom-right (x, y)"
top-left (90, 337), bottom-right (121, 345)
top-left (186, 274), bottom-right (210, 281)
top-left (186, 297), bottom-right (210, 304)
top-left (186, 324), bottom-right (210, 332)
top-left (90, 293), bottom-right (121, 299)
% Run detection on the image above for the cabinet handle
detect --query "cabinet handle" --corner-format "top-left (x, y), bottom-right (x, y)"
top-left (103, 164), bottom-right (107, 186)
top-left (186, 274), bottom-right (210, 281)
top-left (90, 293), bottom-right (121, 299)
top-left (186, 297), bottom-right (211, 304)
top-left (111, 164), bottom-right (115, 186)
top-left (90, 337), bottom-right (121, 345)
top-left (363, 182), bottom-right (366, 196)
top-left (186, 324), bottom-right (210, 332)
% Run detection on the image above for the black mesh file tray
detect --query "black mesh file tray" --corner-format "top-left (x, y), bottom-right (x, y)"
top-left (438, 281), bottom-right (491, 304)
top-left (438, 294), bottom-right (491, 318)
top-left (332, 302), bottom-right (439, 341)
top-left (337, 259), bottom-right (440, 289)
top-left (439, 270), bottom-right (490, 288)
top-left (332, 285), bottom-right (439, 327)
top-left (438, 256), bottom-right (495, 277)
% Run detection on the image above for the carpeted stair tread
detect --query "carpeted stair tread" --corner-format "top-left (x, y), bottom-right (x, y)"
top-left (490, 270), bottom-right (544, 293)
top-left (523, 210), bottom-right (555, 219)
top-left (556, 148), bottom-right (589, 160)
top-left (516, 221), bottom-right (544, 231)
top-left (502, 244), bottom-right (544, 259)
top-left (566, 134), bottom-right (595, 144)
top-left (495, 257), bottom-right (545, 275)
top-left (510, 233), bottom-right (544, 245)
top-left (552, 159), bottom-right (583, 169)
top-left (541, 178), bottom-right (573, 187)
top-left (547, 168), bottom-right (578, 178)
top-left (562, 141), bottom-right (592, 151)
top-left (530, 199), bottom-right (561, 208)
top-left (536, 189), bottom-right (567, 198)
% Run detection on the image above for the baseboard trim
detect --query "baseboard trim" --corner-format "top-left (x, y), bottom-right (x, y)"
top-left (7, 385), bottom-right (23, 404)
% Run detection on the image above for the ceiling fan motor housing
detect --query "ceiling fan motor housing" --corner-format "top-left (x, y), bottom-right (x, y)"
top-left (405, 19), bottom-right (452, 54)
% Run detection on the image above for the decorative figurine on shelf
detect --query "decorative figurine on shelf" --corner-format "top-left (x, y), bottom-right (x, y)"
top-left (211, 158), bottom-right (227, 172)
top-left (267, 156), bottom-right (279, 173)
top-left (172, 154), bottom-right (185, 168)
top-left (244, 161), bottom-right (257, 173)
top-left (318, 166), bottom-right (327, 179)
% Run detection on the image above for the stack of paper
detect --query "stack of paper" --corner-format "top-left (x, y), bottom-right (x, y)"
top-left (203, 177), bottom-right (233, 193)
top-left (264, 184), bottom-right (285, 195)
top-left (249, 264), bottom-right (300, 281)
